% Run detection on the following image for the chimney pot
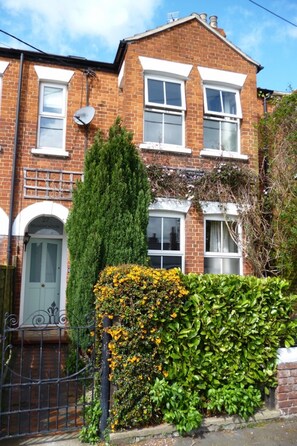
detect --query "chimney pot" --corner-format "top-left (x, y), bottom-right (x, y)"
top-left (199, 13), bottom-right (207, 23)
top-left (209, 15), bottom-right (218, 28)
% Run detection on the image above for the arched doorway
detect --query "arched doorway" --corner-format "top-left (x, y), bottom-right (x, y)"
top-left (22, 216), bottom-right (64, 324)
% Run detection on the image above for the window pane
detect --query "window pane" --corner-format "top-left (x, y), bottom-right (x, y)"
top-left (222, 91), bottom-right (237, 115)
top-left (222, 222), bottom-right (238, 253)
top-left (164, 113), bottom-right (182, 145)
top-left (206, 220), bottom-right (221, 252)
top-left (144, 111), bottom-right (162, 143)
top-left (29, 242), bottom-right (42, 282)
top-left (148, 217), bottom-right (162, 250)
top-left (148, 79), bottom-right (164, 104)
top-left (221, 121), bottom-right (238, 152)
top-left (204, 257), bottom-right (221, 274)
top-left (166, 82), bottom-right (181, 107)
top-left (45, 243), bottom-right (58, 283)
top-left (206, 88), bottom-right (222, 112)
top-left (222, 258), bottom-right (240, 274)
top-left (203, 119), bottom-right (220, 149)
top-left (28, 216), bottom-right (63, 235)
top-left (148, 256), bottom-right (161, 268)
top-left (163, 256), bottom-right (182, 269)
top-left (43, 86), bottom-right (63, 114)
top-left (163, 217), bottom-right (180, 250)
top-left (40, 117), bottom-right (64, 148)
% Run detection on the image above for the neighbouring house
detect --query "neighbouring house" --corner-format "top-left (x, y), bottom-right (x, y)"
top-left (0, 12), bottom-right (265, 324)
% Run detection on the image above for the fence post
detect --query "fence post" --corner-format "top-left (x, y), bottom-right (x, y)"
top-left (100, 316), bottom-right (111, 437)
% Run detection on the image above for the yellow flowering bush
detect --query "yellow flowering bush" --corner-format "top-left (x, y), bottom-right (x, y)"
top-left (94, 264), bottom-right (188, 430)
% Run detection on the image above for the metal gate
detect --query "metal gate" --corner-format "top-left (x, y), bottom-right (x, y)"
top-left (0, 302), bottom-right (98, 441)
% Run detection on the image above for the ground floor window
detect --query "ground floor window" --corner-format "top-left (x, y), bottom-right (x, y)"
top-left (147, 213), bottom-right (184, 270)
top-left (204, 218), bottom-right (241, 274)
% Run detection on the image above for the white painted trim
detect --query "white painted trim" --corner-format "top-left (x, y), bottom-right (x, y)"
top-left (34, 65), bottom-right (74, 83)
top-left (0, 61), bottom-right (9, 75)
top-left (31, 148), bottom-right (69, 157)
top-left (277, 347), bottom-right (297, 364)
top-left (118, 61), bottom-right (125, 88)
top-left (18, 203), bottom-right (69, 324)
top-left (200, 149), bottom-right (248, 161)
top-left (13, 201), bottom-right (69, 236)
top-left (139, 56), bottom-right (192, 79)
top-left (149, 198), bottom-right (191, 213)
top-left (140, 143), bottom-right (191, 154)
top-left (0, 208), bottom-right (9, 235)
top-left (198, 66), bottom-right (247, 88)
top-left (200, 201), bottom-right (239, 216)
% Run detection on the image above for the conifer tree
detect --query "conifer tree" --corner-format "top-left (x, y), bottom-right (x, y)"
top-left (66, 118), bottom-right (151, 328)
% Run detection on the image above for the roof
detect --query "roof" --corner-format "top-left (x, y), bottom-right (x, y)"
top-left (122, 13), bottom-right (263, 72)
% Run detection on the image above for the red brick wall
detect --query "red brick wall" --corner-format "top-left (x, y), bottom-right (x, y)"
top-left (0, 17), bottom-right (261, 310)
top-left (276, 362), bottom-right (297, 415)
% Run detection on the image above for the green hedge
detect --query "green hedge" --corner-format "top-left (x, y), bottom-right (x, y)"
top-left (152, 274), bottom-right (297, 432)
top-left (94, 268), bottom-right (297, 435)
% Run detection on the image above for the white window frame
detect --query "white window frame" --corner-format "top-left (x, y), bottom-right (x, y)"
top-left (148, 210), bottom-right (185, 272)
top-left (204, 215), bottom-right (242, 275)
top-left (37, 82), bottom-right (67, 152)
top-left (198, 66), bottom-right (248, 160)
top-left (32, 65), bottom-right (74, 157)
top-left (203, 84), bottom-right (241, 154)
top-left (143, 75), bottom-right (186, 149)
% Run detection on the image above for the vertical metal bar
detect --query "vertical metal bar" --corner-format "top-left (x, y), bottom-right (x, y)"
top-left (37, 330), bottom-right (43, 432)
top-left (100, 316), bottom-right (111, 437)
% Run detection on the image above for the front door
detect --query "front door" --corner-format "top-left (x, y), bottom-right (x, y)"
top-left (23, 238), bottom-right (62, 324)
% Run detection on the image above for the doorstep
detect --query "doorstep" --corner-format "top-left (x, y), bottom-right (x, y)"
top-left (110, 409), bottom-right (281, 445)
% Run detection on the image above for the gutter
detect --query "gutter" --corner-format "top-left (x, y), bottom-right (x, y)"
top-left (7, 52), bottom-right (24, 265)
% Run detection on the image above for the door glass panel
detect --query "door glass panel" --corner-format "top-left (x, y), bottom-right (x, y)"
top-left (29, 242), bottom-right (42, 282)
top-left (45, 243), bottom-right (58, 282)
top-left (28, 216), bottom-right (63, 235)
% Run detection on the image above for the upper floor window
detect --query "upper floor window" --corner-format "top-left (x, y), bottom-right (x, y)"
top-left (32, 65), bottom-right (74, 158)
top-left (144, 76), bottom-right (185, 147)
top-left (203, 86), bottom-right (241, 153)
top-left (204, 218), bottom-right (241, 275)
top-left (38, 83), bottom-right (66, 150)
top-left (147, 213), bottom-right (185, 271)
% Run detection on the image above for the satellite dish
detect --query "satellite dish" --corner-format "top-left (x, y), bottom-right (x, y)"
top-left (73, 106), bottom-right (95, 126)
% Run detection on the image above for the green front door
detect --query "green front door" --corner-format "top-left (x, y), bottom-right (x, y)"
top-left (23, 238), bottom-right (62, 324)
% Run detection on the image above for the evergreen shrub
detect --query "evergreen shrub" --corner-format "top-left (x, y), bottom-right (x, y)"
top-left (152, 274), bottom-right (297, 432)
top-left (94, 264), bottom-right (188, 431)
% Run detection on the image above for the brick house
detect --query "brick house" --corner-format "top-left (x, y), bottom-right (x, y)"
top-left (0, 13), bottom-right (262, 323)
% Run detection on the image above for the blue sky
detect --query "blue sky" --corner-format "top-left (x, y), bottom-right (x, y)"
top-left (0, 0), bottom-right (296, 92)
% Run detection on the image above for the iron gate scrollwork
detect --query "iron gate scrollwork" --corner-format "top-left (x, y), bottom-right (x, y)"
top-left (0, 302), bottom-right (98, 441)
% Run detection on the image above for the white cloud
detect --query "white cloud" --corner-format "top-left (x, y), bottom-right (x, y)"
top-left (1, 0), bottom-right (162, 58)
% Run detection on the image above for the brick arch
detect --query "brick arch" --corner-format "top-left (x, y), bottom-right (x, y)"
top-left (12, 201), bottom-right (69, 236)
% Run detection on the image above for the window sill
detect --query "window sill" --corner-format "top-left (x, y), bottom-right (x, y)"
top-left (140, 143), bottom-right (191, 155)
top-left (200, 149), bottom-right (248, 161)
top-left (31, 148), bottom-right (69, 158)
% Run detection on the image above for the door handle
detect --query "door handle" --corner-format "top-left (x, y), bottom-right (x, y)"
top-left (41, 283), bottom-right (45, 287)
